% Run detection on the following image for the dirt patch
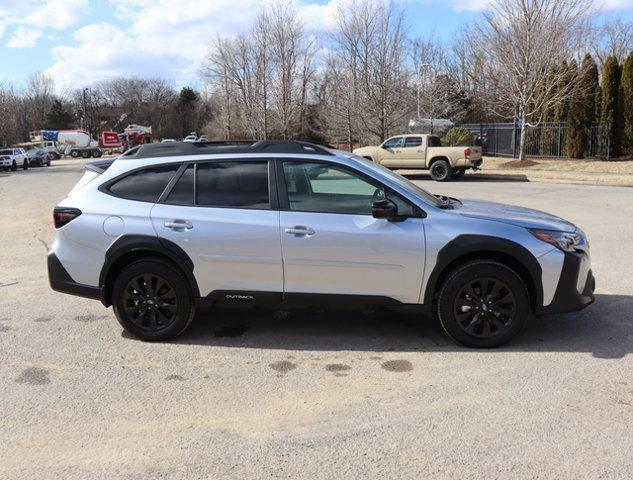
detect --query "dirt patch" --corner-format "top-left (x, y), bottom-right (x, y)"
top-left (15, 367), bottom-right (50, 385)
top-left (33, 316), bottom-right (52, 323)
top-left (381, 360), bottom-right (413, 373)
top-left (269, 360), bottom-right (297, 374)
top-left (325, 364), bottom-right (351, 373)
top-left (165, 374), bottom-right (185, 381)
top-left (500, 159), bottom-right (540, 168)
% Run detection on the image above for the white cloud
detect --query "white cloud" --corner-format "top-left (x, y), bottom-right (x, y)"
top-left (0, 0), bottom-right (89, 30)
top-left (6, 27), bottom-right (43, 48)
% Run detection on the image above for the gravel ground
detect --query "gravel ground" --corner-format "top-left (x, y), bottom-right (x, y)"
top-left (1, 159), bottom-right (632, 479)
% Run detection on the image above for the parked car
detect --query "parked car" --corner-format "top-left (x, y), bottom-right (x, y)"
top-left (353, 134), bottom-right (482, 181)
top-left (0, 148), bottom-right (28, 171)
top-left (26, 148), bottom-right (51, 167)
top-left (161, 139), bottom-right (177, 143)
top-left (48, 140), bottom-right (594, 348)
top-left (183, 135), bottom-right (197, 143)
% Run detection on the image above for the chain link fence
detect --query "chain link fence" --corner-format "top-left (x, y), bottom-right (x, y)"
top-left (460, 122), bottom-right (610, 160)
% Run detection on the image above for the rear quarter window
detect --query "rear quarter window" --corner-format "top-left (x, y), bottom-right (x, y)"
top-left (107, 164), bottom-right (180, 203)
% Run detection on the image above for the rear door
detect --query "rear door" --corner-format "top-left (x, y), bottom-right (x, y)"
top-left (150, 159), bottom-right (283, 296)
top-left (400, 136), bottom-right (424, 165)
top-left (277, 160), bottom-right (426, 303)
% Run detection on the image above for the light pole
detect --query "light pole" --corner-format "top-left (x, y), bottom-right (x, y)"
top-left (82, 87), bottom-right (89, 134)
top-left (416, 63), bottom-right (430, 122)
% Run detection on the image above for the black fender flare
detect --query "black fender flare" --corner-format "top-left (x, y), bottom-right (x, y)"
top-left (423, 234), bottom-right (543, 309)
top-left (99, 234), bottom-right (200, 306)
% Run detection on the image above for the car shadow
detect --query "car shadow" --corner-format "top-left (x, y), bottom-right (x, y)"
top-left (122, 294), bottom-right (632, 359)
top-left (398, 171), bottom-right (529, 183)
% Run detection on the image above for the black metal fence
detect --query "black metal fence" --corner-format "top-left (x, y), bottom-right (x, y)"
top-left (460, 122), bottom-right (610, 159)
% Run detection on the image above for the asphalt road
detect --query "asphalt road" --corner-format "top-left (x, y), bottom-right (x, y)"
top-left (1, 161), bottom-right (632, 479)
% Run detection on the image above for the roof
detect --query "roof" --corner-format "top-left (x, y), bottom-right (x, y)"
top-left (123, 140), bottom-right (335, 160)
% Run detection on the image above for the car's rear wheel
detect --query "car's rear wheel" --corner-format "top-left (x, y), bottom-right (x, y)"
top-left (430, 159), bottom-right (451, 181)
top-left (112, 260), bottom-right (195, 341)
top-left (437, 260), bottom-right (529, 348)
top-left (451, 168), bottom-right (465, 179)
top-left (22, 159), bottom-right (28, 170)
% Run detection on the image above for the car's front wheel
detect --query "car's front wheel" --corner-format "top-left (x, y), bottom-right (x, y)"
top-left (112, 259), bottom-right (195, 341)
top-left (22, 159), bottom-right (28, 170)
top-left (10, 160), bottom-right (17, 171)
top-left (437, 260), bottom-right (529, 348)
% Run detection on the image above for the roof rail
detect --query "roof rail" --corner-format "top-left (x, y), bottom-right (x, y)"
top-left (124, 140), bottom-right (334, 159)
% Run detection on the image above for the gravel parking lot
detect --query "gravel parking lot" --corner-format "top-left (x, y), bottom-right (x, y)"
top-left (1, 160), bottom-right (632, 479)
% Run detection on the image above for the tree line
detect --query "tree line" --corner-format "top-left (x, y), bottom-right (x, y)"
top-left (1, 0), bottom-right (633, 160)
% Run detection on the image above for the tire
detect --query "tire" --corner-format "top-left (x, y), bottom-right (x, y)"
top-left (112, 259), bottom-right (196, 341)
top-left (429, 159), bottom-right (451, 182)
top-left (37, 158), bottom-right (43, 167)
top-left (22, 159), bottom-right (28, 170)
top-left (10, 160), bottom-right (17, 172)
top-left (81, 150), bottom-right (91, 159)
top-left (451, 168), bottom-right (465, 179)
top-left (46, 158), bottom-right (51, 166)
top-left (71, 150), bottom-right (79, 158)
top-left (437, 260), bottom-right (530, 348)
top-left (93, 149), bottom-right (103, 158)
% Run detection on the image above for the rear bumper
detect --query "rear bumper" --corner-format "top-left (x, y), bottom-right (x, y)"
top-left (48, 252), bottom-right (103, 301)
top-left (538, 251), bottom-right (595, 315)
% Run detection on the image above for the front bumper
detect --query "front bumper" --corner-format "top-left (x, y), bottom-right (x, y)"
top-left (48, 252), bottom-right (103, 301)
top-left (539, 250), bottom-right (595, 315)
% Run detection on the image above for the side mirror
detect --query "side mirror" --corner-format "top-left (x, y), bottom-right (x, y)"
top-left (372, 199), bottom-right (398, 220)
top-left (381, 143), bottom-right (389, 149)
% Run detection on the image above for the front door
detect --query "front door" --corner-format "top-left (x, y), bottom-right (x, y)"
top-left (378, 136), bottom-right (407, 168)
top-left (150, 160), bottom-right (283, 296)
top-left (278, 160), bottom-right (426, 304)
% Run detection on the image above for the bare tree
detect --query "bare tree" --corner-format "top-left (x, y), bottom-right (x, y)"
top-left (330, 0), bottom-right (411, 144)
top-left (591, 18), bottom-right (633, 67)
top-left (477, 0), bottom-right (593, 162)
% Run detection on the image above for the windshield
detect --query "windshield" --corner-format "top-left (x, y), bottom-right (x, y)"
top-left (352, 155), bottom-right (443, 207)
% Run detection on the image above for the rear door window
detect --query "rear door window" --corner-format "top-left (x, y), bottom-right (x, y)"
top-left (404, 137), bottom-right (422, 148)
top-left (108, 164), bottom-right (180, 203)
top-left (196, 161), bottom-right (269, 209)
top-left (165, 164), bottom-right (195, 205)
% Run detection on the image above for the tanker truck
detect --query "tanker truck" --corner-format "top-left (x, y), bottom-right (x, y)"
top-left (30, 130), bottom-right (102, 158)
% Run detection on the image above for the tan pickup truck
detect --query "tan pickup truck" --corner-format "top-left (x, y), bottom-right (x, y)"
top-left (353, 134), bottom-right (482, 181)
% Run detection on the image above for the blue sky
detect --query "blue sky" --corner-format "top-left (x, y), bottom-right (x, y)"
top-left (1, 0), bottom-right (632, 94)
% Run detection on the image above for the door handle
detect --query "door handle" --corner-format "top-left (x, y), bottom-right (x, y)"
top-left (164, 220), bottom-right (193, 230)
top-left (284, 226), bottom-right (315, 237)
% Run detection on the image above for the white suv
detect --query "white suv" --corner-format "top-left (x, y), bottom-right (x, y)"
top-left (0, 148), bottom-right (29, 171)
top-left (48, 141), bottom-right (595, 347)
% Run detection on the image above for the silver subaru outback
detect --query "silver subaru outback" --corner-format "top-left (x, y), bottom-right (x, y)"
top-left (48, 140), bottom-right (595, 348)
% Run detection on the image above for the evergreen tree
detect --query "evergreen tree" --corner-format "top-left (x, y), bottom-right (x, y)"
top-left (178, 87), bottom-right (199, 138)
top-left (554, 60), bottom-right (576, 122)
top-left (46, 99), bottom-right (74, 130)
top-left (565, 54), bottom-right (599, 158)
top-left (601, 55), bottom-right (622, 157)
top-left (618, 52), bottom-right (633, 155)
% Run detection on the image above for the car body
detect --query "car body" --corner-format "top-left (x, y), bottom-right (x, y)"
top-left (48, 141), bottom-right (594, 347)
top-left (26, 148), bottom-right (51, 167)
top-left (0, 148), bottom-right (28, 171)
top-left (183, 135), bottom-right (197, 143)
top-left (353, 134), bottom-right (482, 181)
top-left (161, 139), bottom-right (177, 143)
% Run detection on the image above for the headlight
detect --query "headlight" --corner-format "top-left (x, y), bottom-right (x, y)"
top-left (529, 229), bottom-right (585, 252)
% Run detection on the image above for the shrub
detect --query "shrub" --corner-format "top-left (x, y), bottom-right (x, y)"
top-left (441, 127), bottom-right (473, 146)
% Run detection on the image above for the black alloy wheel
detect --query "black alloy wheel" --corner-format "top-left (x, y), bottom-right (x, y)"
top-left (112, 259), bottom-right (196, 341)
top-left (122, 273), bottom-right (178, 332)
top-left (430, 159), bottom-right (451, 182)
top-left (453, 277), bottom-right (516, 338)
top-left (437, 260), bottom-right (529, 348)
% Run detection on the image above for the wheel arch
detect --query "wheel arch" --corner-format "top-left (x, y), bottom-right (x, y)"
top-left (423, 235), bottom-right (543, 311)
top-left (429, 156), bottom-right (452, 167)
top-left (99, 235), bottom-right (200, 307)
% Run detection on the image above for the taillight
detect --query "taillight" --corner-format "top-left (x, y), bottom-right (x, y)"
top-left (464, 148), bottom-right (472, 157)
top-left (53, 207), bottom-right (82, 229)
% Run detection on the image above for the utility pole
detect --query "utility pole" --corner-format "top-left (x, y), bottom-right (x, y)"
top-left (416, 63), bottom-right (430, 122)
top-left (82, 88), bottom-right (89, 134)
